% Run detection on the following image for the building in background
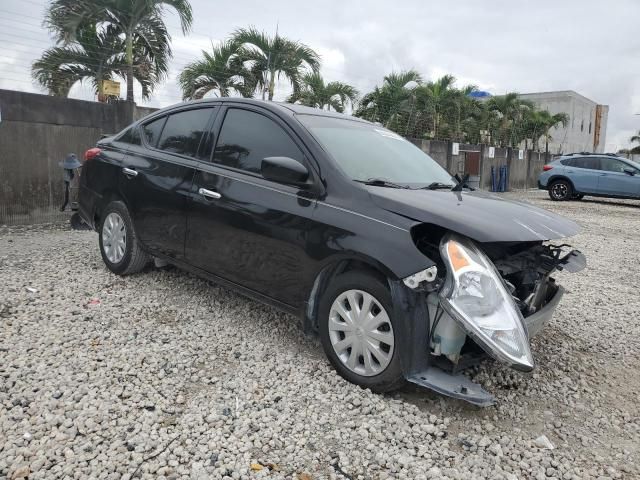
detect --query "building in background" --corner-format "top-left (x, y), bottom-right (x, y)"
top-left (518, 90), bottom-right (608, 154)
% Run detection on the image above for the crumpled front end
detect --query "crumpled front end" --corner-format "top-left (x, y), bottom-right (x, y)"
top-left (396, 230), bottom-right (586, 406)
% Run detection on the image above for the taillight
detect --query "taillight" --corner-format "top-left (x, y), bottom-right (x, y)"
top-left (542, 165), bottom-right (553, 171)
top-left (84, 147), bottom-right (101, 162)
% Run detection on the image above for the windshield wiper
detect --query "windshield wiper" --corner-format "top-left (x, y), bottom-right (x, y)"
top-left (452, 173), bottom-right (471, 192)
top-left (424, 182), bottom-right (455, 190)
top-left (354, 178), bottom-right (409, 189)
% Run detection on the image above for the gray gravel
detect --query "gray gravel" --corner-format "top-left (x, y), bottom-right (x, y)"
top-left (1, 191), bottom-right (639, 479)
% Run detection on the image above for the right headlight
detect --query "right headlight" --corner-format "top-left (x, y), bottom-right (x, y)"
top-left (439, 234), bottom-right (534, 371)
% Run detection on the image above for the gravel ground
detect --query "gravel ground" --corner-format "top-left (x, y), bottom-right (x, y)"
top-left (1, 190), bottom-right (639, 480)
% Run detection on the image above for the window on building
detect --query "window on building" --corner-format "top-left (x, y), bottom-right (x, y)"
top-left (213, 108), bottom-right (304, 175)
top-left (157, 108), bottom-right (214, 157)
top-left (589, 122), bottom-right (592, 134)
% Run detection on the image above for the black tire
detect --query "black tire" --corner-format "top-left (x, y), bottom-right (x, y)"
top-left (318, 271), bottom-right (404, 393)
top-left (98, 200), bottom-right (151, 275)
top-left (548, 179), bottom-right (573, 201)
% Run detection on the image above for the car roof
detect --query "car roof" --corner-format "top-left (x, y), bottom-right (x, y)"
top-left (147, 97), bottom-right (371, 124)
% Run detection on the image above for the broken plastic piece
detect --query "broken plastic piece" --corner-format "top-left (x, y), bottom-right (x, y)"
top-left (407, 366), bottom-right (495, 407)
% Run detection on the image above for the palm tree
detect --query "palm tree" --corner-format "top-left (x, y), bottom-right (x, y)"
top-left (355, 70), bottom-right (422, 131)
top-left (179, 40), bottom-right (256, 100)
top-left (287, 72), bottom-right (358, 112)
top-left (486, 93), bottom-right (534, 147)
top-left (525, 110), bottom-right (569, 152)
top-left (32, 23), bottom-right (163, 99)
top-left (231, 27), bottom-right (320, 101)
top-left (411, 75), bottom-right (464, 139)
top-left (631, 130), bottom-right (640, 145)
top-left (45, 0), bottom-right (192, 102)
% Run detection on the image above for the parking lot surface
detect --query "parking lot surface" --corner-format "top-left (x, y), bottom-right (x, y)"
top-left (1, 190), bottom-right (639, 479)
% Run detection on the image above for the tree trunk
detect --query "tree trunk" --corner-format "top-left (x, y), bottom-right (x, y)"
top-left (268, 70), bottom-right (276, 101)
top-left (126, 31), bottom-right (134, 103)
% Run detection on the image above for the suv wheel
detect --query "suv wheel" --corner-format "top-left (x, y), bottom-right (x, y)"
top-left (548, 179), bottom-right (572, 201)
top-left (318, 271), bottom-right (404, 392)
top-left (99, 200), bottom-right (150, 275)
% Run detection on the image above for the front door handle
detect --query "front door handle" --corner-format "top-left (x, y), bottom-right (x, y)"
top-left (122, 167), bottom-right (138, 178)
top-left (198, 187), bottom-right (222, 200)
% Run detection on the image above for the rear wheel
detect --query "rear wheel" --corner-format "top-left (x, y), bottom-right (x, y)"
top-left (98, 200), bottom-right (150, 275)
top-left (548, 179), bottom-right (572, 201)
top-left (318, 271), bottom-right (404, 392)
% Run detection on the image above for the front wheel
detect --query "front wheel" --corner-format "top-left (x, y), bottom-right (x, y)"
top-left (98, 200), bottom-right (151, 275)
top-left (318, 271), bottom-right (404, 393)
top-left (548, 179), bottom-right (573, 201)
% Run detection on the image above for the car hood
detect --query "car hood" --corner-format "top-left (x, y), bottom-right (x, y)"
top-left (368, 188), bottom-right (580, 242)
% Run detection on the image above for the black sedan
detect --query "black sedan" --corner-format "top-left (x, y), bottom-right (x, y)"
top-left (79, 98), bottom-right (585, 406)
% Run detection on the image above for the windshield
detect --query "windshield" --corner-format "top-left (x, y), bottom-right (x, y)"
top-left (297, 114), bottom-right (455, 188)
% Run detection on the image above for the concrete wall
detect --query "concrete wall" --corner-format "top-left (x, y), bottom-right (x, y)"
top-left (0, 90), bottom-right (156, 224)
top-left (409, 138), bottom-right (550, 192)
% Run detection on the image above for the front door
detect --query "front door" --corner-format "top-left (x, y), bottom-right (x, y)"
top-left (185, 106), bottom-right (321, 307)
top-left (596, 157), bottom-right (640, 197)
top-left (120, 107), bottom-right (217, 259)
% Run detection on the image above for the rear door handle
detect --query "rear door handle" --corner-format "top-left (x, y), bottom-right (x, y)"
top-left (122, 167), bottom-right (138, 178)
top-left (198, 187), bottom-right (222, 200)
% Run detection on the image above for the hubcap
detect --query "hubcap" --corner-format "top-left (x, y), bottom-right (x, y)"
top-left (552, 182), bottom-right (568, 199)
top-left (328, 289), bottom-right (395, 377)
top-left (102, 212), bottom-right (126, 264)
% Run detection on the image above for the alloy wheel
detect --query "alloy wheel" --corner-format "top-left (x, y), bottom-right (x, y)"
top-left (328, 289), bottom-right (395, 377)
top-left (102, 212), bottom-right (127, 264)
top-left (551, 182), bottom-right (568, 200)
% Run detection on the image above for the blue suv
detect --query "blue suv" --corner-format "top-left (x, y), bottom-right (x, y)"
top-left (539, 153), bottom-right (640, 201)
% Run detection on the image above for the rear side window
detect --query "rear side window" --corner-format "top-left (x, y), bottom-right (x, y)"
top-left (572, 157), bottom-right (599, 170)
top-left (213, 108), bottom-right (304, 174)
top-left (157, 108), bottom-right (214, 157)
top-left (118, 126), bottom-right (142, 145)
top-left (143, 117), bottom-right (166, 147)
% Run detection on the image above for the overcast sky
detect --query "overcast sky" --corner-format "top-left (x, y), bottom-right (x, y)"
top-left (1, 0), bottom-right (638, 150)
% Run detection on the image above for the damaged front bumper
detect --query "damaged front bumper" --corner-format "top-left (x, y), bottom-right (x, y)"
top-left (406, 283), bottom-right (565, 406)
top-left (392, 244), bottom-right (585, 407)
top-left (524, 284), bottom-right (564, 338)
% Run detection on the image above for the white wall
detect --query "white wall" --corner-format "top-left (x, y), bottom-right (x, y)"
top-left (519, 91), bottom-right (608, 154)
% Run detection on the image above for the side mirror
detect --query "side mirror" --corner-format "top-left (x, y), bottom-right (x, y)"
top-left (623, 168), bottom-right (636, 176)
top-left (261, 156), bottom-right (309, 186)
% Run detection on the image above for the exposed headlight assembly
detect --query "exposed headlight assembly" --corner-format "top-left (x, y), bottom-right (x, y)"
top-left (439, 234), bottom-right (534, 371)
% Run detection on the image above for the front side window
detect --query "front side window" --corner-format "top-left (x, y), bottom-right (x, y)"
top-left (143, 116), bottom-right (166, 148)
top-left (157, 108), bottom-right (214, 157)
top-left (213, 108), bottom-right (304, 174)
top-left (297, 114), bottom-right (454, 187)
top-left (600, 158), bottom-right (632, 173)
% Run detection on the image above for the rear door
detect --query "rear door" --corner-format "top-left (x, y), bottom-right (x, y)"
top-left (596, 157), bottom-right (640, 197)
top-left (563, 157), bottom-right (600, 193)
top-left (185, 105), bottom-right (321, 307)
top-left (120, 106), bottom-right (217, 259)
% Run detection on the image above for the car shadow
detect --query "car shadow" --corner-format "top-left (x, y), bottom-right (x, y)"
top-left (579, 197), bottom-right (640, 209)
